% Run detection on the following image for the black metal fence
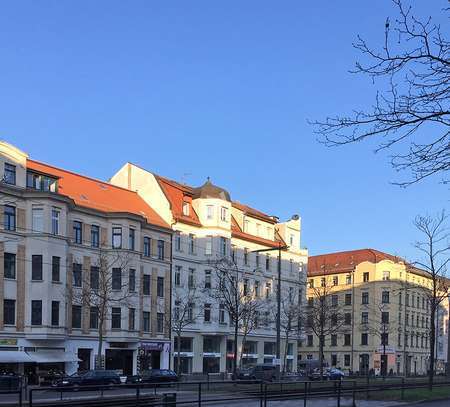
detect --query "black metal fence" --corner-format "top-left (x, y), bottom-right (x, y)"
top-left (1, 377), bottom-right (449, 407)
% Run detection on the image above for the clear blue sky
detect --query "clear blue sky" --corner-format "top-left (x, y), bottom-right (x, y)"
top-left (0, 1), bottom-right (447, 261)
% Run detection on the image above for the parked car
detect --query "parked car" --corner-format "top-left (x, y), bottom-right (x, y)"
top-left (327, 368), bottom-right (345, 380)
top-left (308, 368), bottom-right (328, 381)
top-left (127, 369), bottom-right (178, 384)
top-left (235, 364), bottom-right (279, 382)
top-left (0, 374), bottom-right (21, 391)
top-left (52, 370), bottom-right (121, 390)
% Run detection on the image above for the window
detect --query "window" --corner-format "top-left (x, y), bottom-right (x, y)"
top-left (243, 279), bottom-right (249, 296)
top-left (220, 237), bottom-right (227, 256)
top-left (128, 269), bottom-right (136, 292)
top-left (289, 233), bottom-right (295, 246)
top-left (344, 313), bottom-right (352, 325)
top-left (157, 277), bottom-right (164, 297)
top-left (398, 333), bottom-right (402, 347)
top-left (27, 171), bottom-right (57, 191)
top-left (333, 276), bottom-right (338, 286)
top-left (157, 313), bottom-right (164, 333)
top-left (187, 303), bottom-right (194, 321)
top-left (129, 228), bottom-right (135, 250)
top-left (381, 333), bottom-right (389, 346)
top-left (382, 271), bottom-right (390, 280)
top-left (307, 335), bottom-right (314, 347)
top-left (406, 293), bottom-right (409, 306)
top-left (188, 234), bottom-right (195, 254)
top-left (381, 312), bottom-right (390, 324)
top-left (331, 334), bottom-right (337, 346)
top-left (363, 272), bottom-right (369, 282)
top-left (72, 263), bottom-right (82, 287)
top-left (51, 209), bottom-right (59, 235)
top-left (143, 237), bottom-right (151, 256)
top-left (32, 255), bottom-right (43, 281)
top-left (308, 279), bottom-right (314, 288)
top-left (112, 268), bottom-right (122, 290)
top-left (51, 301), bottom-right (59, 326)
top-left (256, 224), bottom-right (261, 236)
top-left (231, 246), bottom-right (236, 262)
top-left (90, 307), bottom-right (99, 329)
top-left (265, 255), bottom-right (270, 271)
top-left (256, 253), bottom-right (260, 268)
top-left (143, 311), bottom-right (150, 332)
top-left (51, 256), bottom-right (60, 282)
top-left (4, 205), bottom-right (16, 231)
top-left (175, 266), bottom-right (181, 286)
top-left (112, 227), bottom-right (122, 248)
top-left (182, 201), bottom-right (190, 216)
top-left (243, 218), bottom-right (249, 232)
top-left (361, 333), bottom-right (368, 345)
top-left (205, 237), bottom-right (213, 255)
top-left (308, 297), bottom-right (314, 307)
top-left (399, 292), bottom-right (402, 306)
top-left (321, 277), bottom-right (326, 287)
top-left (157, 240), bottom-right (164, 259)
top-left (188, 268), bottom-right (195, 288)
top-left (220, 207), bottom-right (227, 221)
top-left (344, 334), bottom-right (351, 346)
top-left (244, 248), bottom-right (249, 266)
top-left (204, 270), bottom-right (212, 289)
top-left (72, 305), bottom-right (81, 328)
top-left (30, 300), bottom-right (41, 325)
top-left (143, 275), bottom-right (151, 295)
top-left (332, 295), bottom-right (338, 307)
top-left (4, 253), bottom-right (16, 279)
top-left (32, 207), bottom-right (44, 232)
top-left (382, 291), bottom-right (390, 304)
top-left (129, 308), bottom-right (135, 330)
top-left (346, 274), bottom-right (352, 284)
top-left (361, 312), bottom-right (368, 324)
top-left (204, 303), bottom-right (211, 322)
top-left (344, 355), bottom-right (350, 367)
top-left (345, 293), bottom-right (352, 305)
top-left (91, 225), bottom-right (99, 248)
top-left (219, 304), bottom-right (225, 323)
top-left (265, 282), bottom-right (271, 299)
top-left (207, 205), bottom-right (214, 219)
top-left (111, 307), bottom-right (121, 329)
top-left (362, 292), bottom-right (369, 304)
top-left (90, 266), bottom-right (99, 290)
top-left (73, 221), bottom-right (82, 244)
top-left (4, 299), bottom-right (15, 325)
top-left (254, 280), bottom-right (260, 297)
top-left (4, 163), bottom-right (16, 185)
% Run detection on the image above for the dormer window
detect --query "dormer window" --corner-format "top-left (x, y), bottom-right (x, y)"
top-left (26, 171), bottom-right (57, 192)
top-left (182, 201), bottom-right (190, 216)
top-left (207, 205), bottom-right (214, 220)
top-left (243, 218), bottom-right (249, 233)
top-left (220, 207), bottom-right (227, 222)
top-left (289, 234), bottom-right (295, 246)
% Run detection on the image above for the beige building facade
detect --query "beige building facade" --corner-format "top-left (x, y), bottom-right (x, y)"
top-left (300, 249), bottom-right (449, 376)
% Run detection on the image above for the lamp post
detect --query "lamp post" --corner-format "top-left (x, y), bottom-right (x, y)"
top-left (251, 242), bottom-right (289, 368)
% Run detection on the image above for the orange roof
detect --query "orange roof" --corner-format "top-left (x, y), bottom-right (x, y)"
top-left (155, 175), bottom-right (202, 226)
top-left (232, 201), bottom-right (277, 224)
top-left (27, 159), bottom-right (170, 229)
top-left (231, 215), bottom-right (284, 248)
top-left (308, 249), bottom-right (403, 276)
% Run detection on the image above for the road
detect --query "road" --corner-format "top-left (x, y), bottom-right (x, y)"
top-left (404, 401), bottom-right (450, 407)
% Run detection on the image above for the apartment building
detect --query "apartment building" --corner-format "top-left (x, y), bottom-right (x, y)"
top-left (299, 249), bottom-right (449, 376)
top-left (110, 163), bottom-right (308, 374)
top-left (0, 142), bottom-right (172, 381)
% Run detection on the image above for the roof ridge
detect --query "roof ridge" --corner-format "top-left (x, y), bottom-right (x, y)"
top-left (28, 159), bottom-right (139, 195)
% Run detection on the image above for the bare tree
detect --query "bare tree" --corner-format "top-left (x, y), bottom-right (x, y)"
top-left (412, 211), bottom-right (449, 389)
top-left (72, 247), bottom-right (134, 369)
top-left (306, 275), bottom-right (346, 379)
top-left (312, 0), bottom-right (449, 186)
top-left (210, 257), bottom-right (264, 376)
top-left (278, 288), bottom-right (303, 374)
top-left (171, 286), bottom-right (203, 375)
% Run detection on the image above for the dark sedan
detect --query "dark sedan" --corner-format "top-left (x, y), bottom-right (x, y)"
top-left (127, 369), bottom-right (178, 384)
top-left (52, 370), bottom-right (121, 390)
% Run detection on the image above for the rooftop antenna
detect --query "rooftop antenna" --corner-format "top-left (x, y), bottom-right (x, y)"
top-left (181, 172), bottom-right (191, 185)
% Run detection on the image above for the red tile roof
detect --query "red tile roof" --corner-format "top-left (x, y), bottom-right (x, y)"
top-left (308, 249), bottom-right (403, 276)
top-left (155, 175), bottom-right (202, 226)
top-left (232, 202), bottom-right (277, 224)
top-left (27, 159), bottom-right (170, 229)
top-left (231, 215), bottom-right (284, 248)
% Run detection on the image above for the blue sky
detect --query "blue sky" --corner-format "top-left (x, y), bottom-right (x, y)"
top-left (0, 1), bottom-right (447, 261)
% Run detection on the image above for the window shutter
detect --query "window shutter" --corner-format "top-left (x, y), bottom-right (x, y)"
top-left (16, 208), bottom-right (26, 232)
top-left (82, 224), bottom-right (90, 246)
top-left (164, 240), bottom-right (171, 262)
top-left (151, 239), bottom-right (158, 258)
top-left (100, 227), bottom-right (108, 248)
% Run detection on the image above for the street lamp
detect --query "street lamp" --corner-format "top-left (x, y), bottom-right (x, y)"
top-left (251, 241), bottom-right (289, 368)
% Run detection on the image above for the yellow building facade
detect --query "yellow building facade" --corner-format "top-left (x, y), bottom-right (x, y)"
top-left (299, 249), bottom-right (449, 376)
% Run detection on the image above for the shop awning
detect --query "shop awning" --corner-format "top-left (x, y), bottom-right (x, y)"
top-left (0, 351), bottom-right (32, 363)
top-left (26, 351), bottom-right (80, 363)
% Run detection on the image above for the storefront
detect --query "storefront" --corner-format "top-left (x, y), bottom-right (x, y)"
top-left (373, 346), bottom-right (396, 376)
top-left (138, 342), bottom-right (170, 372)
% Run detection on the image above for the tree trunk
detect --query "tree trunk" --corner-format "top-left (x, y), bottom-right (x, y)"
top-left (233, 319), bottom-right (239, 376)
top-left (319, 334), bottom-right (325, 380)
top-left (97, 319), bottom-right (104, 370)
top-left (282, 333), bottom-right (290, 375)
top-left (429, 306), bottom-right (436, 390)
top-left (176, 331), bottom-right (181, 376)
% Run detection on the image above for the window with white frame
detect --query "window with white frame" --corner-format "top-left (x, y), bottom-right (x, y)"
top-left (220, 207), bottom-right (227, 222)
top-left (51, 209), bottom-right (59, 235)
top-left (206, 205), bottom-right (214, 220)
top-left (182, 201), bottom-right (190, 216)
top-left (205, 236), bottom-right (213, 255)
top-left (32, 207), bottom-right (44, 233)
